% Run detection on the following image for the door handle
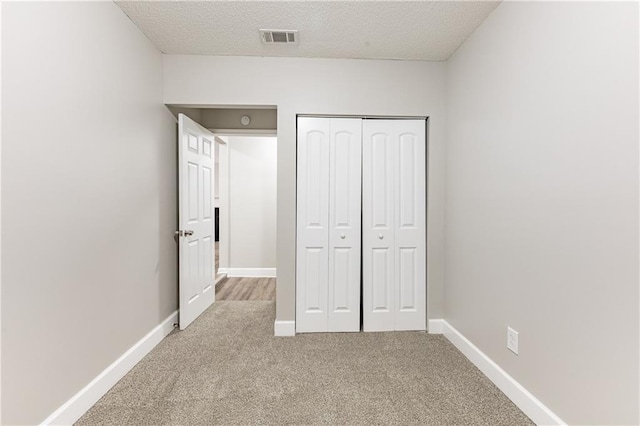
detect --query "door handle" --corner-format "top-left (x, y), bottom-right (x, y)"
top-left (185, 230), bottom-right (194, 236)
top-left (340, 234), bottom-right (346, 239)
top-left (378, 234), bottom-right (384, 240)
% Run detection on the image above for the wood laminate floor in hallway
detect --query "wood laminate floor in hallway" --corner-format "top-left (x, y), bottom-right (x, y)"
top-left (215, 277), bottom-right (276, 301)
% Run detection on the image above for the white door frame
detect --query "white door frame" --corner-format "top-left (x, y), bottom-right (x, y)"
top-left (213, 135), bottom-right (228, 285)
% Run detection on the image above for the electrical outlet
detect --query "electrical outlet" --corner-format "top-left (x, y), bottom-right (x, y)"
top-left (507, 327), bottom-right (519, 355)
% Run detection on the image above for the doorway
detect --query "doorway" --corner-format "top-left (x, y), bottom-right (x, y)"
top-left (170, 105), bottom-right (278, 327)
top-left (214, 135), bottom-right (277, 301)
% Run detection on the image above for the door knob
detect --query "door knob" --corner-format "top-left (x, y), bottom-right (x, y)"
top-left (185, 230), bottom-right (194, 236)
top-left (378, 234), bottom-right (384, 240)
top-left (340, 234), bottom-right (346, 239)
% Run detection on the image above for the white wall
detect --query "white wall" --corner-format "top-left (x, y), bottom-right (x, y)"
top-left (445, 2), bottom-right (639, 424)
top-left (202, 109), bottom-right (277, 132)
top-left (163, 55), bottom-right (447, 324)
top-left (228, 137), bottom-right (277, 271)
top-left (1, 3), bottom-right (176, 424)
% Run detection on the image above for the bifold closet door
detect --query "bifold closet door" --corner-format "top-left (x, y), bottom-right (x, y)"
top-left (296, 117), bottom-right (361, 333)
top-left (363, 119), bottom-right (426, 332)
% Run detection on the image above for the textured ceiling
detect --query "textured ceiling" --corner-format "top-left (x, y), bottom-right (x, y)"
top-left (115, 1), bottom-right (500, 61)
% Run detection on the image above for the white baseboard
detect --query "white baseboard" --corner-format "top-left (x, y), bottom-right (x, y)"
top-left (428, 319), bottom-right (444, 334)
top-left (217, 267), bottom-right (228, 274)
top-left (40, 311), bottom-right (179, 425)
top-left (274, 320), bottom-right (295, 336)
top-left (214, 273), bottom-right (227, 286)
top-left (441, 320), bottom-right (565, 426)
top-left (227, 268), bottom-right (276, 278)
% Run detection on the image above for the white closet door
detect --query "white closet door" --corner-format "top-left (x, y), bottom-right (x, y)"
top-left (362, 120), bottom-right (396, 331)
top-left (363, 119), bottom-right (426, 332)
top-left (328, 118), bottom-right (361, 332)
top-left (296, 118), bottom-right (330, 332)
top-left (393, 120), bottom-right (426, 331)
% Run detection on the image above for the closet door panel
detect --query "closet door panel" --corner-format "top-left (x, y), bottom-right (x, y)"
top-left (328, 119), bottom-right (362, 332)
top-left (296, 118), bottom-right (330, 332)
top-left (394, 121), bottom-right (426, 331)
top-left (362, 120), bottom-right (396, 332)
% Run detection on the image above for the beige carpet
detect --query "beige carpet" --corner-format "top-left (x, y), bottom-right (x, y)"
top-left (77, 302), bottom-right (533, 425)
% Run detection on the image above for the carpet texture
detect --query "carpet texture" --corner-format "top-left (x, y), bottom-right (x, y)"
top-left (77, 301), bottom-right (533, 425)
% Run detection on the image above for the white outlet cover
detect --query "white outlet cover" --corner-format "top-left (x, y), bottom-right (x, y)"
top-left (507, 327), bottom-right (519, 355)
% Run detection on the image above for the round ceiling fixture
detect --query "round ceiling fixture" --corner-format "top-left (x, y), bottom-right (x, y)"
top-left (241, 115), bottom-right (251, 126)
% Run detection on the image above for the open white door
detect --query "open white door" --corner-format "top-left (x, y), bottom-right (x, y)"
top-left (178, 114), bottom-right (216, 330)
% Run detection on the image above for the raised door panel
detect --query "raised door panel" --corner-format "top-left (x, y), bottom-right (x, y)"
top-left (371, 247), bottom-right (394, 311)
top-left (185, 156), bottom-right (201, 309)
top-left (200, 159), bottom-right (214, 296)
top-left (186, 239), bottom-right (200, 304)
top-left (305, 133), bottom-right (325, 228)
top-left (296, 118), bottom-right (330, 333)
top-left (187, 161), bottom-right (199, 224)
top-left (362, 120), bottom-right (396, 332)
top-left (398, 248), bottom-right (417, 310)
top-left (202, 165), bottom-right (212, 222)
top-left (393, 121), bottom-right (426, 331)
top-left (303, 248), bottom-right (324, 312)
top-left (328, 119), bottom-right (361, 332)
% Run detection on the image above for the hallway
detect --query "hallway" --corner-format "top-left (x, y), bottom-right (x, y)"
top-left (215, 277), bottom-right (276, 301)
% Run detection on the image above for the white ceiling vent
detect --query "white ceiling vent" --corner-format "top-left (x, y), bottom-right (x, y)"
top-left (260, 29), bottom-right (298, 45)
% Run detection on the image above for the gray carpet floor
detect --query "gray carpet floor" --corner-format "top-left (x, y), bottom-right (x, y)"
top-left (77, 301), bottom-right (533, 425)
